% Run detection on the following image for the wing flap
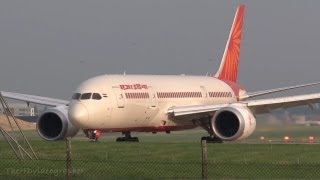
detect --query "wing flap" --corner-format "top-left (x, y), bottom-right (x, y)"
top-left (167, 104), bottom-right (227, 116)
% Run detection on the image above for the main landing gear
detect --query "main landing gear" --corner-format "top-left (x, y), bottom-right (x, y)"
top-left (116, 131), bottom-right (139, 142)
top-left (197, 117), bottom-right (223, 143)
top-left (201, 136), bottom-right (223, 143)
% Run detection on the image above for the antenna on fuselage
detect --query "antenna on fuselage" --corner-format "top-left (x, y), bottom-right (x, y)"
top-left (123, 70), bottom-right (126, 76)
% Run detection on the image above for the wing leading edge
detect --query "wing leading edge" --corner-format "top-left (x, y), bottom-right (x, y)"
top-left (1, 91), bottom-right (69, 107)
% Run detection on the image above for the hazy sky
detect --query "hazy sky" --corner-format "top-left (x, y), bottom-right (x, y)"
top-left (1, 1), bottom-right (320, 99)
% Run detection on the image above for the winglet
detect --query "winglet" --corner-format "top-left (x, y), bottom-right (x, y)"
top-left (215, 5), bottom-right (245, 83)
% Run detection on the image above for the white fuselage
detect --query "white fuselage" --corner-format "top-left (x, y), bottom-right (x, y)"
top-left (68, 74), bottom-right (243, 133)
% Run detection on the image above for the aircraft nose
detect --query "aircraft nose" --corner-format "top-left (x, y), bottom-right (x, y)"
top-left (68, 103), bottom-right (88, 128)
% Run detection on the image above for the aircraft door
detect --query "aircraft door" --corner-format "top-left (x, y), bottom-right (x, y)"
top-left (102, 93), bottom-right (112, 118)
top-left (112, 87), bottom-right (125, 108)
top-left (139, 86), bottom-right (158, 126)
top-left (200, 86), bottom-right (208, 102)
top-left (148, 87), bottom-right (157, 108)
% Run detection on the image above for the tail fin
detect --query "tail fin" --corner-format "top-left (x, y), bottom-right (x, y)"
top-left (215, 5), bottom-right (245, 83)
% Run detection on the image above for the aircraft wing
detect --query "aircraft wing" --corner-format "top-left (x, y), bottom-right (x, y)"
top-left (168, 93), bottom-right (320, 117)
top-left (1, 91), bottom-right (69, 107)
top-left (244, 93), bottom-right (320, 114)
top-left (242, 81), bottom-right (320, 99)
top-left (168, 104), bottom-right (225, 117)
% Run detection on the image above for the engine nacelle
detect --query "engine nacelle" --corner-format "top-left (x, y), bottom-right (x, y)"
top-left (37, 106), bottom-right (79, 141)
top-left (212, 105), bottom-right (256, 141)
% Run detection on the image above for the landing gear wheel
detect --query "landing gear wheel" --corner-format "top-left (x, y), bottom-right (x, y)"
top-left (116, 137), bottom-right (139, 142)
top-left (130, 137), bottom-right (139, 142)
top-left (116, 132), bottom-right (139, 142)
top-left (116, 137), bottom-right (125, 142)
top-left (201, 136), bottom-right (223, 143)
top-left (84, 130), bottom-right (102, 142)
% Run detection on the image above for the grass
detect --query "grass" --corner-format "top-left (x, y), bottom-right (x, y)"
top-left (1, 124), bottom-right (320, 179)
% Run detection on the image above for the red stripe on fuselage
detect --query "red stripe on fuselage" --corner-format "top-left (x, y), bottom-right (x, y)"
top-left (221, 80), bottom-right (243, 101)
top-left (85, 125), bottom-right (197, 133)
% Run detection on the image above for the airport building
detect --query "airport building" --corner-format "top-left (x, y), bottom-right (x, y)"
top-left (0, 103), bottom-right (39, 117)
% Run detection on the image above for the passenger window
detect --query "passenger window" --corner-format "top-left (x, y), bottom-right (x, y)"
top-left (81, 93), bottom-right (92, 100)
top-left (92, 93), bottom-right (102, 100)
top-left (72, 93), bottom-right (81, 100)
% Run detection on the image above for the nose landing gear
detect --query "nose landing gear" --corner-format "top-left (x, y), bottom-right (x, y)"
top-left (84, 130), bottom-right (102, 141)
top-left (116, 131), bottom-right (139, 142)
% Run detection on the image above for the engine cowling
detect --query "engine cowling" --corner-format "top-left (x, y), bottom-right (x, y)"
top-left (37, 106), bottom-right (79, 141)
top-left (212, 105), bottom-right (256, 141)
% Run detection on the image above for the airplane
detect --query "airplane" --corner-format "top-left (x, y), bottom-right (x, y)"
top-left (2, 4), bottom-right (320, 143)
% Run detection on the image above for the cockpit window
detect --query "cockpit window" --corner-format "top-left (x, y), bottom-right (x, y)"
top-left (92, 93), bottom-right (102, 100)
top-left (72, 93), bottom-right (81, 100)
top-left (80, 93), bottom-right (92, 100)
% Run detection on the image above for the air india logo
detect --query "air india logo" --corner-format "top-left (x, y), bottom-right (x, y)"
top-left (218, 5), bottom-right (244, 83)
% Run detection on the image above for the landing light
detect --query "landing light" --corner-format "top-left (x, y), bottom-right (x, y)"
top-left (309, 136), bottom-right (314, 143)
